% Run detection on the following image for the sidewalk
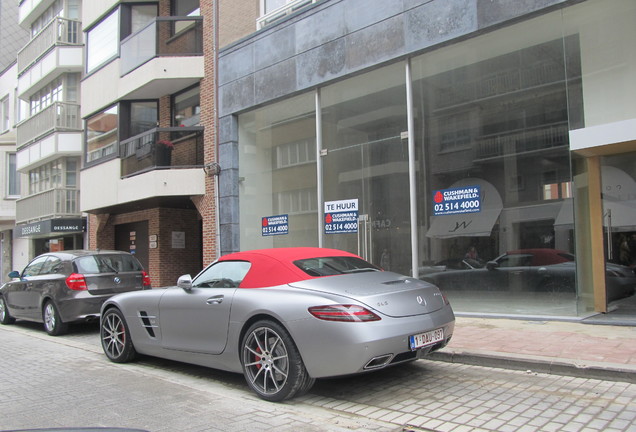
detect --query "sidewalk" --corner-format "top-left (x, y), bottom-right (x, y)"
top-left (430, 316), bottom-right (636, 383)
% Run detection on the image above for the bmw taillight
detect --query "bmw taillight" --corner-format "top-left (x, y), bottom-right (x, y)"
top-left (308, 305), bottom-right (381, 322)
top-left (66, 273), bottom-right (88, 291)
top-left (142, 271), bottom-right (152, 287)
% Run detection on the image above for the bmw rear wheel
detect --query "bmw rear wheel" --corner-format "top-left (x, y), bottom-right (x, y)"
top-left (241, 320), bottom-right (314, 402)
top-left (43, 301), bottom-right (68, 336)
top-left (101, 308), bottom-right (137, 363)
top-left (0, 296), bottom-right (15, 325)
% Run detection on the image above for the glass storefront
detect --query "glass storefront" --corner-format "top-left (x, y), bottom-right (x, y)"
top-left (235, 0), bottom-right (636, 317)
top-left (321, 63), bottom-right (409, 272)
top-left (239, 93), bottom-right (317, 248)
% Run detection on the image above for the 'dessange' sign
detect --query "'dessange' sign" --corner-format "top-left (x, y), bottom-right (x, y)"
top-left (15, 218), bottom-right (86, 238)
top-left (433, 186), bottom-right (481, 216)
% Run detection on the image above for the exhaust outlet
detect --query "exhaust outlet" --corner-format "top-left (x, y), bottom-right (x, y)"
top-left (364, 354), bottom-right (393, 370)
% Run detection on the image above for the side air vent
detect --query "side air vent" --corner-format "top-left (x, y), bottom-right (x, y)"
top-left (138, 311), bottom-right (157, 338)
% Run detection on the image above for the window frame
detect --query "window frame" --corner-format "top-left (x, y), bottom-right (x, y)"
top-left (85, 7), bottom-right (121, 75)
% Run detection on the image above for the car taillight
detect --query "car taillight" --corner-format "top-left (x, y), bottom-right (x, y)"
top-left (308, 305), bottom-right (381, 322)
top-left (66, 273), bottom-right (88, 291)
top-left (142, 271), bottom-right (152, 287)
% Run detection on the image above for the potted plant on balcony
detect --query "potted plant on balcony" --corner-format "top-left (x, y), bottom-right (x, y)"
top-left (156, 139), bottom-right (174, 166)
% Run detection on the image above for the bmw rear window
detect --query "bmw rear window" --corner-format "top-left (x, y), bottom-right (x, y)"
top-left (294, 256), bottom-right (380, 276)
top-left (74, 254), bottom-right (143, 274)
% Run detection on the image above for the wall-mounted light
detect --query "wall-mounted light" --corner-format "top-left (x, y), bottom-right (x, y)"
top-left (204, 162), bottom-right (220, 176)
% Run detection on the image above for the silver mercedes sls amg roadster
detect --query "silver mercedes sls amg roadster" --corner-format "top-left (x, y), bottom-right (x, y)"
top-left (100, 247), bottom-right (455, 401)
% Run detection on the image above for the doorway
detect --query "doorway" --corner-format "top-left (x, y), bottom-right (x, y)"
top-left (115, 221), bottom-right (149, 270)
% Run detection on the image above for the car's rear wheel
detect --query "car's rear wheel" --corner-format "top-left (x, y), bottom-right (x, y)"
top-left (0, 296), bottom-right (16, 325)
top-left (241, 320), bottom-right (314, 402)
top-left (43, 301), bottom-right (68, 336)
top-left (101, 308), bottom-right (137, 363)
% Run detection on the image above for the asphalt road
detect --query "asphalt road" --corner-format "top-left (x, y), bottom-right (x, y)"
top-left (1, 322), bottom-right (635, 432)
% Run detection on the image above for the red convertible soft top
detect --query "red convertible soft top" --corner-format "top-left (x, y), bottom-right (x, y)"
top-left (218, 247), bottom-right (360, 288)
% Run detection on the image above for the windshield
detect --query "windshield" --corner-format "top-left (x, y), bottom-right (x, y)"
top-left (294, 256), bottom-right (380, 277)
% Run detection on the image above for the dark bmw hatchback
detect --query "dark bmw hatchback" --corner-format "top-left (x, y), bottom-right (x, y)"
top-left (0, 250), bottom-right (151, 335)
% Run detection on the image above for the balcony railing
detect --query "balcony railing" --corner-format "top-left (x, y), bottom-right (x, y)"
top-left (119, 127), bottom-right (204, 178)
top-left (475, 122), bottom-right (569, 160)
top-left (17, 17), bottom-right (82, 75)
top-left (16, 188), bottom-right (80, 224)
top-left (257, 0), bottom-right (318, 29)
top-left (120, 17), bottom-right (203, 76)
top-left (16, 102), bottom-right (81, 149)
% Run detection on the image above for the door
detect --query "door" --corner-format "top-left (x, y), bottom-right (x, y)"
top-left (320, 63), bottom-right (411, 274)
top-left (158, 286), bottom-right (235, 354)
top-left (115, 221), bottom-right (149, 270)
top-left (158, 260), bottom-right (250, 354)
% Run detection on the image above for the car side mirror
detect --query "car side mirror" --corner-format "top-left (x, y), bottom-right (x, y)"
top-left (8, 270), bottom-right (20, 279)
top-left (177, 274), bottom-right (193, 291)
top-left (486, 261), bottom-right (499, 271)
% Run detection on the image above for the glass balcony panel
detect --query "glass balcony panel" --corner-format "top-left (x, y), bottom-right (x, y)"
top-left (119, 127), bottom-right (204, 178)
top-left (120, 17), bottom-right (203, 76)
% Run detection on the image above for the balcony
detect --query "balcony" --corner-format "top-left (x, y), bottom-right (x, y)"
top-left (18, 17), bottom-right (82, 75)
top-left (257, 0), bottom-right (319, 29)
top-left (19, 0), bottom-right (54, 28)
top-left (121, 17), bottom-right (203, 76)
top-left (16, 187), bottom-right (80, 224)
top-left (119, 127), bottom-right (204, 178)
top-left (16, 102), bottom-right (81, 149)
top-left (475, 123), bottom-right (569, 161)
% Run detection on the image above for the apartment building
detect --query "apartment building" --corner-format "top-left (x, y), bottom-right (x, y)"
top-left (1, 1), bottom-right (30, 281)
top-left (13, 0), bottom-right (85, 261)
top-left (79, 1), bottom-right (260, 286)
top-left (217, 0), bottom-right (636, 319)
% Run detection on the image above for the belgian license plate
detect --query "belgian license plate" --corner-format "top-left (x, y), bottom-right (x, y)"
top-left (409, 328), bottom-right (444, 351)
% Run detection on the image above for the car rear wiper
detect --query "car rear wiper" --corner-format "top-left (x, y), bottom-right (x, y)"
top-left (102, 262), bottom-right (119, 273)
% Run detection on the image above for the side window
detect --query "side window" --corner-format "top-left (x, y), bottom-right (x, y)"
top-left (40, 257), bottom-right (63, 275)
top-left (193, 261), bottom-right (251, 288)
top-left (22, 256), bottom-right (51, 277)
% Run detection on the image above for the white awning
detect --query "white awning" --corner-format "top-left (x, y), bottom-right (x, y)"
top-left (426, 178), bottom-right (503, 239)
top-left (426, 207), bottom-right (502, 238)
top-left (554, 167), bottom-right (636, 231)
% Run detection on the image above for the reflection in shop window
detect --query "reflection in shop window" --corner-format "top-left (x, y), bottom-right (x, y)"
top-left (275, 138), bottom-right (316, 168)
top-left (276, 188), bottom-right (317, 215)
top-left (86, 105), bottom-right (119, 163)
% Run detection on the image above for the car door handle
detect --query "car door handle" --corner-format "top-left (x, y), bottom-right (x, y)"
top-left (206, 295), bottom-right (224, 305)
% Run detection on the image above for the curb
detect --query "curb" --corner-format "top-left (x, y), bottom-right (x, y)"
top-left (427, 349), bottom-right (636, 384)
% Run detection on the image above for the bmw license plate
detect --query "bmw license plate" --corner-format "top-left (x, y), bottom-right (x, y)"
top-left (409, 328), bottom-right (444, 351)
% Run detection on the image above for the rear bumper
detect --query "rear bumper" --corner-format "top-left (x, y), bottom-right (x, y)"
top-left (288, 304), bottom-right (455, 378)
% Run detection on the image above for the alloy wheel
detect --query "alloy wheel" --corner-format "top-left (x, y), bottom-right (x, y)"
top-left (102, 311), bottom-right (126, 359)
top-left (242, 326), bottom-right (290, 396)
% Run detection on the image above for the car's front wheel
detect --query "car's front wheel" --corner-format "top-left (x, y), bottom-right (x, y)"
top-left (0, 296), bottom-right (16, 325)
top-left (241, 320), bottom-right (314, 402)
top-left (43, 300), bottom-right (68, 336)
top-left (101, 308), bottom-right (137, 363)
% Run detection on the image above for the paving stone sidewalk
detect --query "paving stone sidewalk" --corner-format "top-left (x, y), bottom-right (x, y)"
top-left (431, 317), bottom-right (636, 383)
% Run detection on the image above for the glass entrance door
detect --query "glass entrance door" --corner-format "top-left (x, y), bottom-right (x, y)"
top-left (601, 152), bottom-right (636, 309)
top-left (320, 63), bottom-right (411, 273)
